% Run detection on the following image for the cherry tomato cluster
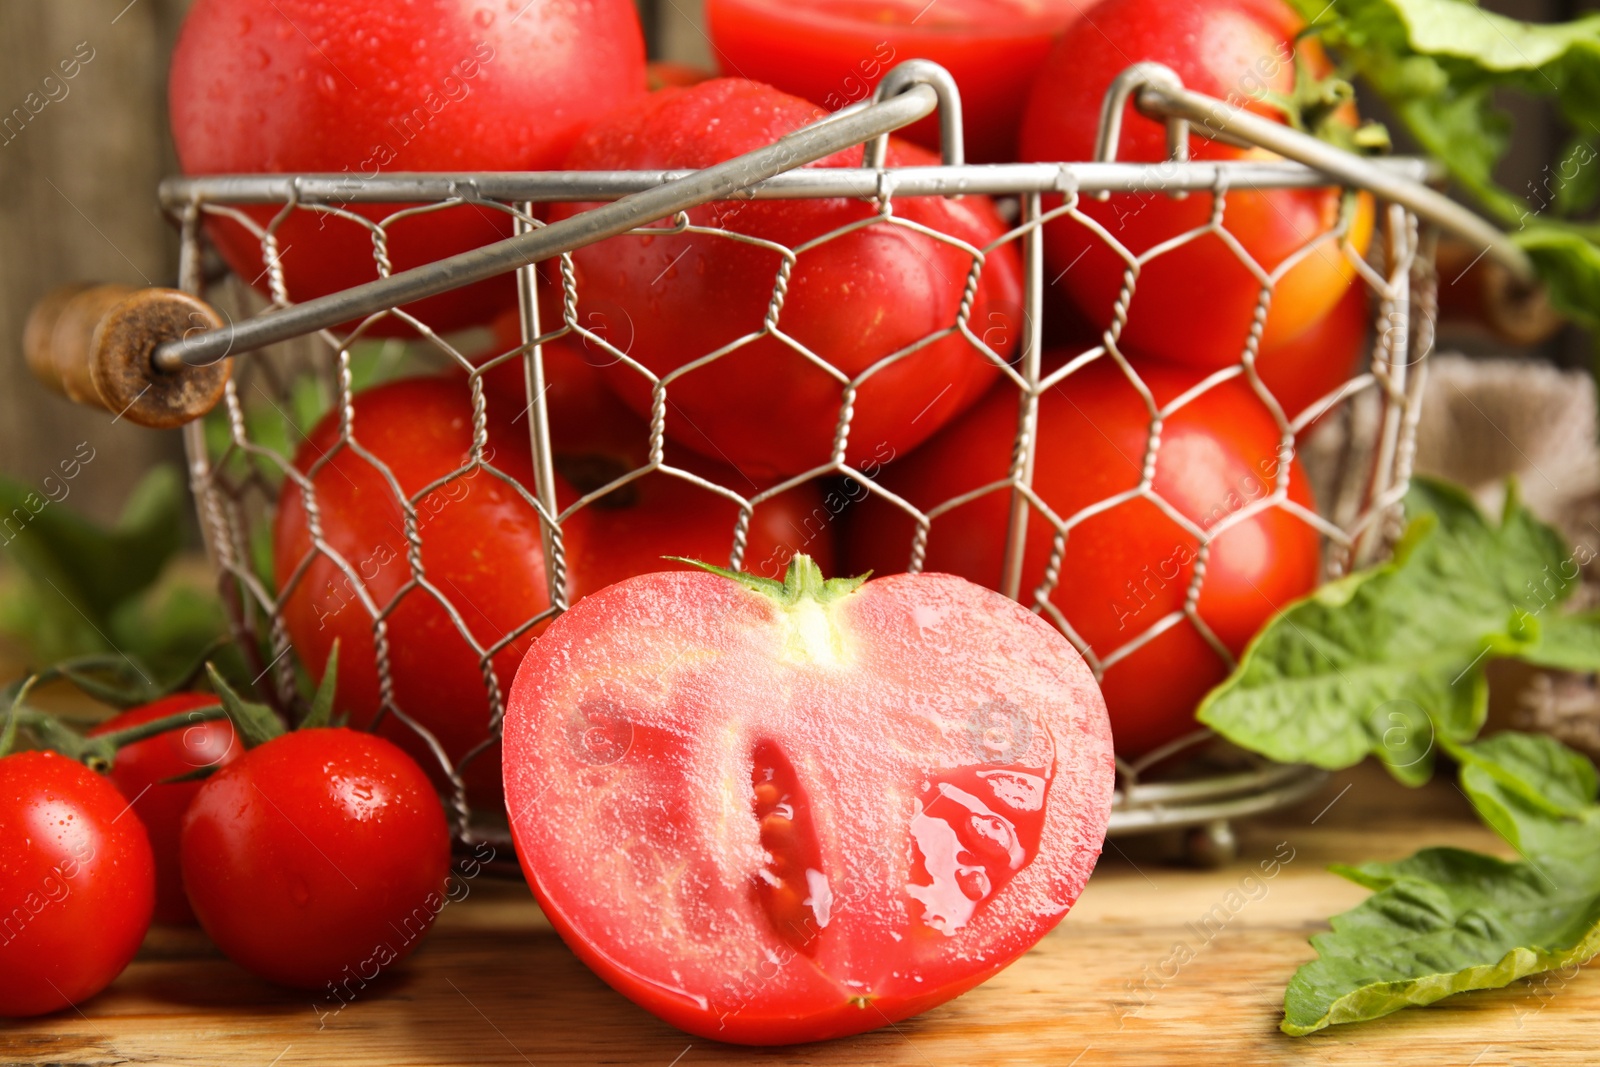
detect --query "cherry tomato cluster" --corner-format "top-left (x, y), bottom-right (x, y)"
top-left (4, 0), bottom-right (1375, 1039)
top-left (0, 670), bottom-right (449, 1019)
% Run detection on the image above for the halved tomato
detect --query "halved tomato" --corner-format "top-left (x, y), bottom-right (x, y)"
top-left (504, 557), bottom-right (1114, 1044)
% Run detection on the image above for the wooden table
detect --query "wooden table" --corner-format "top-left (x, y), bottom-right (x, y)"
top-left (2, 761), bottom-right (1594, 1066)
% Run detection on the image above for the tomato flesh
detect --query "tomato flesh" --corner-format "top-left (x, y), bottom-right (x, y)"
top-left (504, 568), bottom-right (1113, 1044)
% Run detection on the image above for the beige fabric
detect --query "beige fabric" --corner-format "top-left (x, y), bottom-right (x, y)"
top-left (1412, 354), bottom-right (1600, 757)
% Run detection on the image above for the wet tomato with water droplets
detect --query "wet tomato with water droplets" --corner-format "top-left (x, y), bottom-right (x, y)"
top-left (1019, 0), bottom-right (1373, 372)
top-left (274, 376), bottom-right (590, 809)
top-left (0, 751), bottom-right (155, 1018)
top-left (180, 728), bottom-right (450, 990)
top-left (88, 693), bottom-right (239, 925)
top-left (550, 78), bottom-right (1023, 479)
top-left (504, 557), bottom-right (1114, 1044)
top-left (169, 0), bottom-right (647, 334)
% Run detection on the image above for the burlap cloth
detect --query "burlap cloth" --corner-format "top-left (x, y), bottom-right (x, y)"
top-left (1406, 354), bottom-right (1600, 758)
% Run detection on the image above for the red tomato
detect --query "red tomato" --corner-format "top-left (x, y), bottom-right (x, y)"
top-left (475, 324), bottom-right (842, 593)
top-left (551, 78), bottom-right (1024, 480)
top-left (706, 0), bottom-right (1089, 163)
top-left (169, 0), bottom-right (647, 334)
top-left (274, 377), bottom-right (589, 806)
top-left (1256, 281), bottom-right (1370, 422)
top-left (846, 359), bottom-right (1322, 757)
top-left (1019, 0), bottom-right (1373, 372)
top-left (88, 694), bottom-right (238, 926)
top-left (180, 728), bottom-right (450, 990)
top-left (0, 751), bottom-right (155, 1017)
top-left (504, 559), bottom-right (1114, 1043)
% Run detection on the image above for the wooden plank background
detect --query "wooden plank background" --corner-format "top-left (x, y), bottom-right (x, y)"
top-left (2, 762), bottom-right (1594, 1065)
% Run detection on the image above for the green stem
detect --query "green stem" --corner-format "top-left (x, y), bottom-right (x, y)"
top-left (91, 703), bottom-right (227, 752)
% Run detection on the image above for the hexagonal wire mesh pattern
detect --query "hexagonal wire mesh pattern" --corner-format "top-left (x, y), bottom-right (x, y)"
top-left (160, 74), bottom-right (1439, 859)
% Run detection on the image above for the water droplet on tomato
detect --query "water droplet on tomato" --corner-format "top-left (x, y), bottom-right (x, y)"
top-left (474, 8), bottom-right (496, 28)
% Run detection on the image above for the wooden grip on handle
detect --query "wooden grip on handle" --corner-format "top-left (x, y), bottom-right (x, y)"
top-left (23, 284), bottom-right (231, 429)
top-left (1436, 238), bottom-right (1563, 347)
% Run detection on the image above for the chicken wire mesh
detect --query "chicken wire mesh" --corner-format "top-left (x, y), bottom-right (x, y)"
top-left (158, 74), bottom-right (1438, 864)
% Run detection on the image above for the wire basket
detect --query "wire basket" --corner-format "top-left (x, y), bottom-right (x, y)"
top-left (138, 60), bottom-right (1512, 867)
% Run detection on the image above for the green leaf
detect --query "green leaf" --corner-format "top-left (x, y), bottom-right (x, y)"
top-left (204, 663), bottom-right (285, 749)
top-left (301, 640), bottom-right (340, 729)
top-left (1283, 732), bottom-right (1600, 1035)
top-left (0, 465), bottom-right (184, 622)
top-left (1198, 478), bottom-right (1566, 781)
top-left (1294, 0), bottom-right (1600, 326)
top-left (1518, 609), bottom-right (1600, 671)
top-left (1515, 227), bottom-right (1600, 330)
top-left (1449, 730), bottom-right (1600, 819)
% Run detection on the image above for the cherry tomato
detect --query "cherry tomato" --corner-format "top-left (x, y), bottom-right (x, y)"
top-left (1256, 281), bottom-right (1370, 422)
top-left (180, 728), bottom-right (450, 990)
top-left (1019, 0), bottom-right (1373, 372)
top-left (504, 558), bottom-right (1114, 1043)
top-left (706, 0), bottom-right (1090, 163)
top-left (846, 358), bottom-right (1322, 757)
top-left (88, 694), bottom-right (239, 926)
top-left (274, 377), bottom-right (589, 806)
top-left (169, 0), bottom-right (647, 334)
top-left (550, 78), bottom-right (1023, 480)
top-left (0, 750), bottom-right (155, 1017)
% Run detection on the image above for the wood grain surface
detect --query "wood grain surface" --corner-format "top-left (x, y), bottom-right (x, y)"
top-left (1, 760), bottom-right (1593, 1067)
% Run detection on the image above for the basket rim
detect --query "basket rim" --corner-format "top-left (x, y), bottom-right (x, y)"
top-left (158, 156), bottom-right (1442, 209)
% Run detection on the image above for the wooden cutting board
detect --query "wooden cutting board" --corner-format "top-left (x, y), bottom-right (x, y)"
top-left (4, 761), bottom-right (1593, 1066)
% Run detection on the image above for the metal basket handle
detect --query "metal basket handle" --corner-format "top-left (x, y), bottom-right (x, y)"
top-left (1101, 62), bottom-right (1535, 286)
top-left (25, 59), bottom-right (1536, 427)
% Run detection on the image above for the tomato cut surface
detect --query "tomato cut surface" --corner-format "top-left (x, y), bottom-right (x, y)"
top-left (504, 560), bottom-right (1113, 1044)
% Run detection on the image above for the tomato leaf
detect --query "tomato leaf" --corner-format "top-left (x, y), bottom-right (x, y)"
top-left (0, 465), bottom-right (184, 621)
top-left (1294, 0), bottom-right (1600, 325)
top-left (1283, 732), bottom-right (1600, 1035)
top-left (300, 640), bottom-right (339, 730)
top-left (1197, 478), bottom-right (1567, 782)
top-left (204, 663), bottom-right (285, 748)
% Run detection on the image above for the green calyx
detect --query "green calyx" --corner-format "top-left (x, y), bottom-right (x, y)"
top-left (1265, 43), bottom-right (1392, 155)
top-left (0, 640), bottom-right (344, 777)
top-left (668, 554), bottom-right (870, 607)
